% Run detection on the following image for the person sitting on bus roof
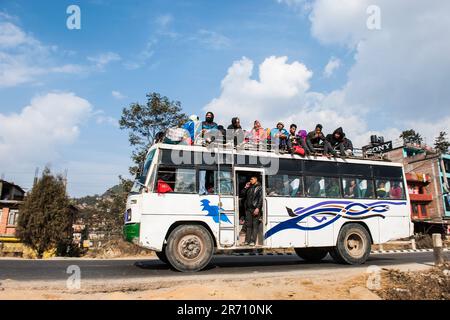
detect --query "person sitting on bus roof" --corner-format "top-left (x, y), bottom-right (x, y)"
top-left (306, 124), bottom-right (326, 155)
top-left (288, 124), bottom-right (305, 156)
top-left (227, 117), bottom-right (245, 146)
top-left (324, 127), bottom-right (347, 158)
top-left (246, 120), bottom-right (267, 148)
top-left (181, 114), bottom-right (201, 145)
top-left (296, 129), bottom-right (310, 154)
top-left (343, 138), bottom-right (354, 157)
top-left (200, 111), bottom-right (218, 145)
top-left (270, 121), bottom-right (290, 153)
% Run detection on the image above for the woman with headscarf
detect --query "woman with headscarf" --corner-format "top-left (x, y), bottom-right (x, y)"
top-left (246, 120), bottom-right (267, 149)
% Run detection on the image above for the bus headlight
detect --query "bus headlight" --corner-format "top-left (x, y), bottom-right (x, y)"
top-left (125, 209), bottom-right (132, 222)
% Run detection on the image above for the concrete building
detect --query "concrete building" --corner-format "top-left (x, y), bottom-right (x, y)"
top-left (0, 180), bottom-right (25, 241)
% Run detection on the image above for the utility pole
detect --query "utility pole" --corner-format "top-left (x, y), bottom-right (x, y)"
top-left (33, 167), bottom-right (39, 186)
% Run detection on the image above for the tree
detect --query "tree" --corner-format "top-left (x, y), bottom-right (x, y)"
top-left (400, 129), bottom-right (423, 144)
top-left (119, 92), bottom-right (187, 176)
top-left (16, 168), bottom-right (72, 258)
top-left (434, 131), bottom-right (450, 153)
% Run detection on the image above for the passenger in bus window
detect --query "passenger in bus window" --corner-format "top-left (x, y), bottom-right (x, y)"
top-left (389, 181), bottom-right (403, 199)
top-left (306, 124), bottom-right (326, 155)
top-left (306, 177), bottom-right (321, 197)
top-left (325, 178), bottom-right (340, 197)
top-left (344, 179), bottom-right (361, 198)
top-left (376, 181), bottom-right (387, 198)
top-left (240, 176), bottom-right (263, 246)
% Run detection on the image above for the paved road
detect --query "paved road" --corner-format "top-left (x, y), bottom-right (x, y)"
top-left (0, 251), bottom-right (448, 282)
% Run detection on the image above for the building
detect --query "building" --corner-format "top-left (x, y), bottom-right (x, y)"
top-left (380, 140), bottom-right (450, 234)
top-left (0, 180), bottom-right (25, 241)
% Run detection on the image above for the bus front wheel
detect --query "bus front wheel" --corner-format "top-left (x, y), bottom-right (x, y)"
top-left (294, 248), bottom-right (328, 262)
top-left (330, 223), bottom-right (371, 265)
top-left (155, 247), bottom-right (168, 264)
top-left (166, 224), bottom-right (214, 272)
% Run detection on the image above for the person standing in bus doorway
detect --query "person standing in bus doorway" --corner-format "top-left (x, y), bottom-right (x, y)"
top-left (240, 175), bottom-right (263, 246)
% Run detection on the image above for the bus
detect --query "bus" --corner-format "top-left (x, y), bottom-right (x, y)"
top-left (123, 142), bottom-right (413, 272)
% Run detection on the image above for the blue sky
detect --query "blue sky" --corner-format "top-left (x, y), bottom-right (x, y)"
top-left (1, 0), bottom-right (449, 196)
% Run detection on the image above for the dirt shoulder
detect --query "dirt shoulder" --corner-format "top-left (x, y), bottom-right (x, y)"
top-left (0, 262), bottom-right (435, 300)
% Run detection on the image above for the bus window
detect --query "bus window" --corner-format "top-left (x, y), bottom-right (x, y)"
top-left (376, 179), bottom-right (405, 199)
top-left (157, 167), bottom-right (196, 194)
top-left (342, 178), bottom-right (375, 199)
top-left (305, 176), bottom-right (341, 198)
top-left (266, 174), bottom-right (303, 197)
top-left (199, 170), bottom-right (233, 195)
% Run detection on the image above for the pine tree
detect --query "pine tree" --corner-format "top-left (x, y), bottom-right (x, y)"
top-left (400, 129), bottom-right (423, 144)
top-left (434, 131), bottom-right (450, 153)
top-left (16, 168), bottom-right (72, 258)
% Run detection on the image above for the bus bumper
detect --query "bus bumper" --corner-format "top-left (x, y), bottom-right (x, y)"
top-left (123, 223), bottom-right (140, 244)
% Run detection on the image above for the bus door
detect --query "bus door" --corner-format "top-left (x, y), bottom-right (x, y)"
top-left (234, 167), bottom-right (266, 247)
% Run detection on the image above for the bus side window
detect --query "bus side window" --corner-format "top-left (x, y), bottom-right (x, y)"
top-left (156, 167), bottom-right (196, 194)
top-left (342, 178), bottom-right (375, 199)
top-left (199, 170), bottom-right (233, 195)
top-left (305, 176), bottom-right (340, 198)
top-left (266, 174), bottom-right (303, 197)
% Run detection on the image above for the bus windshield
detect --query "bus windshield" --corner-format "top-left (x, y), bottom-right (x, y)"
top-left (130, 149), bottom-right (156, 193)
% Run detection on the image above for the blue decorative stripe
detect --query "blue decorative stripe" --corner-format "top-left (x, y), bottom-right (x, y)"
top-left (264, 200), bottom-right (406, 239)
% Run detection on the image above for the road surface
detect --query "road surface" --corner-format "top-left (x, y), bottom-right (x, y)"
top-left (0, 251), bottom-right (447, 283)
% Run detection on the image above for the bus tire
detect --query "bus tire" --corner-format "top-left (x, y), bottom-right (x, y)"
top-left (155, 247), bottom-right (168, 264)
top-left (331, 223), bottom-right (371, 265)
top-left (294, 248), bottom-right (328, 262)
top-left (166, 224), bottom-right (214, 272)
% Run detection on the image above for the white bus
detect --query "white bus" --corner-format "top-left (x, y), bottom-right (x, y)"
top-left (123, 143), bottom-right (412, 272)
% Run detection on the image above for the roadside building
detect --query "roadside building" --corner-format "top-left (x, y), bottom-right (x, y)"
top-left (0, 180), bottom-right (25, 241)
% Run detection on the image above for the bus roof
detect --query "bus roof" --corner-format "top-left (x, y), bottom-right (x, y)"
top-left (153, 143), bottom-right (403, 168)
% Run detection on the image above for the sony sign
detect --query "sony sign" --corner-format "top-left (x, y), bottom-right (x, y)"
top-left (365, 141), bottom-right (393, 154)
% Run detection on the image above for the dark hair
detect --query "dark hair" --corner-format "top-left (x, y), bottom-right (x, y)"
top-left (315, 124), bottom-right (323, 130)
top-left (290, 124), bottom-right (297, 129)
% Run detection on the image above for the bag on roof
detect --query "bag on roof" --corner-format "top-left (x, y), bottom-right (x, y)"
top-left (163, 127), bottom-right (190, 145)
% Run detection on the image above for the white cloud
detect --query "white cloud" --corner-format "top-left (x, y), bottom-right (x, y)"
top-left (204, 56), bottom-right (375, 147)
top-left (0, 92), bottom-right (92, 167)
top-left (112, 90), bottom-right (126, 100)
top-left (155, 14), bottom-right (173, 28)
top-left (305, 0), bottom-right (450, 143)
top-left (87, 52), bottom-right (121, 70)
top-left (193, 29), bottom-right (231, 50)
top-left (323, 56), bottom-right (341, 78)
top-left (0, 15), bottom-right (85, 87)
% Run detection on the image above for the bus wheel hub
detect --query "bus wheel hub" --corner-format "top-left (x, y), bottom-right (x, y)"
top-left (179, 236), bottom-right (201, 259)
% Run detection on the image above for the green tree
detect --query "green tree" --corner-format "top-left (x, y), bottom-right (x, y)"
top-left (400, 129), bottom-right (423, 144)
top-left (434, 131), bottom-right (450, 153)
top-left (16, 168), bottom-right (72, 258)
top-left (119, 92), bottom-right (187, 175)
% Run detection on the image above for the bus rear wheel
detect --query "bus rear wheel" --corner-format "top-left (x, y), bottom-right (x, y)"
top-left (330, 223), bottom-right (371, 265)
top-left (294, 248), bottom-right (328, 262)
top-left (166, 224), bottom-right (214, 272)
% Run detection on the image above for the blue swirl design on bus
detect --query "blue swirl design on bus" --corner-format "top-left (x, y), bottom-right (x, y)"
top-left (264, 200), bottom-right (406, 239)
top-left (200, 199), bottom-right (232, 223)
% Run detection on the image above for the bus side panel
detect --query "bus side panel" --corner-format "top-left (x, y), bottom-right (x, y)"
top-left (266, 197), bottom-right (307, 248)
top-left (139, 193), bottom-right (222, 251)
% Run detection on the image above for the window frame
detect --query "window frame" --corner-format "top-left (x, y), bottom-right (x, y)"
top-left (304, 175), bottom-right (342, 198)
top-left (155, 165), bottom-right (198, 194)
top-left (265, 172), bottom-right (304, 198)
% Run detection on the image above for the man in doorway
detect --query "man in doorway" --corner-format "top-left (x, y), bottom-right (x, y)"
top-left (240, 175), bottom-right (263, 246)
